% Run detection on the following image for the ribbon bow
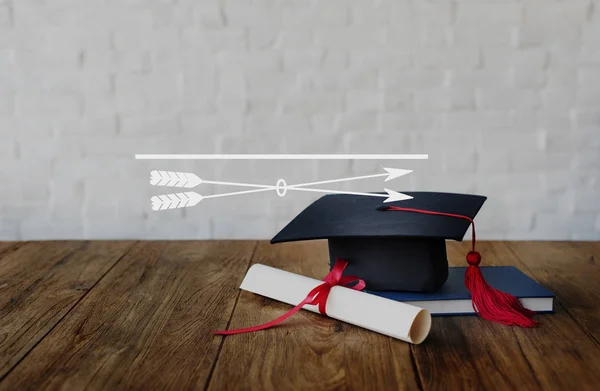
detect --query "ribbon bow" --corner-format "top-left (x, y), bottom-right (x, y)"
top-left (213, 259), bottom-right (366, 335)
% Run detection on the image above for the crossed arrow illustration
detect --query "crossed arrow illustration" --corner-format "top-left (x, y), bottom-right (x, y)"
top-left (149, 168), bottom-right (413, 211)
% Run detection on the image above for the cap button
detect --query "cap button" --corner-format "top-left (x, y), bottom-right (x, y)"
top-left (466, 251), bottom-right (481, 266)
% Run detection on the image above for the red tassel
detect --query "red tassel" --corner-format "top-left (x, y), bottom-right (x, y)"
top-left (464, 251), bottom-right (539, 327)
top-left (382, 206), bottom-right (540, 328)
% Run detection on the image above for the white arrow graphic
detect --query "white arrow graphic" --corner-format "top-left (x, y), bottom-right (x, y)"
top-left (150, 192), bottom-right (203, 211)
top-left (287, 187), bottom-right (413, 202)
top-left (151, 188), bottom-right (411, 210)
top-left (150, 171), bottom-right (202, 188)
top-left (287, 168), bottom-right (412, 188)
top-left (150, 168), bottom-right (411, 190)
top-left (149, 167), bottom-right (413, 210)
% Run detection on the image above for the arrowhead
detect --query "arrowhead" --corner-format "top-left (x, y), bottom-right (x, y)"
top-left (383, 189), bottom-right (413, 203)
top-left (383, 168), bottom-right (413, 182)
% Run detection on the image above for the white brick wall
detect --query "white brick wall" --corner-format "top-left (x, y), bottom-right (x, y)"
top-left (1, 0), bottom-right (599, 240)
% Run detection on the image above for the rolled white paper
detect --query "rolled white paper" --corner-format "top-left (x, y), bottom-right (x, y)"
top-left (240, 264), bottom-right (432, 344)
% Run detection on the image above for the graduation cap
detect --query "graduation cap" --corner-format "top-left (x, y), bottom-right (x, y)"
top-left (271, 192), bottom-right (539, 327)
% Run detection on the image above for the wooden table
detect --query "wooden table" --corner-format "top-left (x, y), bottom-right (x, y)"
top-left (0, 241), bottom-right (599, 390)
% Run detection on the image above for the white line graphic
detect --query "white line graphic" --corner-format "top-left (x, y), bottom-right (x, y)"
top-left (137, 154), bottom-right (428, 160)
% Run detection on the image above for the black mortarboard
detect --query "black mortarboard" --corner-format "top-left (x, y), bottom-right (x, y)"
top-left (270, 192), bottom-right (487, 293)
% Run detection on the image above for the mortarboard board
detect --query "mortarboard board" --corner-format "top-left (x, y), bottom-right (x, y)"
top-left (271, 192), bottom-right (486, 292)
top-left (272, 191), bottom-right (539, 327)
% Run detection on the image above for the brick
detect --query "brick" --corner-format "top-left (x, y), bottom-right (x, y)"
top-left (547, 46), bottom-right (580, 68)
top-left (337, 113), bottom-right (379, 133)
top-left (312, 68), bottom-right (379, 91)
top-left (15, 93), bottom-right (82, 119)
top-left (414, 89), bottom-right (474, 110)
top-left (415, 47), bottom-right (480, 70)
top-left (314, 27), bottom-right (386, 50)
top-left (383, 70), bottom-right (446, 89)
top-left (441, 111), bottom-right (512, 131)
top-left (582, 22), bottom-right (600, 43)
top-left (347, 131), bottom-right (426, 155)
top-left (192, 3), bottom-right (224, 28)
top-left (546, 68), bottom-right (577, 87)
top-left (541, 87), bottom-right (576, 111)
top-left (52, 116), bottom-right (119, 135)
top-left (572, 109), bottom-right (600, 131)
top-left (524, 0), bottom-right (590, 26)
top-left (384, 91), bottom-right (412, 112)
top-left (283, 49), bottom-right (322, 71)
top-left (188, 28), bottom-right (245, 53)
top-left (84, 92), bottom-right (118, 118)
top-left (349, 49), bottom-right (410, 71)
top-left (448, 69), bottom-right (511, 88)
top-left (151, 3), bottom-right (193, 28)
top-left (0, 90), bottom-right (12, 116)
top-left (420, 25), bottom-right (452, 47)
top-left (476, 88), bottom-right (541, 110)
top-left (483, 47), bottom-right (547, 70)
top-left (120, 114), bottom-right (180, 135)
top-left (281, 92), bottom-right (343, 114)
top-left (414, 2), bottom-right (454, 24)
top-left (220, 51), bottom-right (281, 72)
top-left (457, 2), bottom-right (522, 25)
top-left (513, 67), bottom-right (546, 88)
top-left (245, 113), bottom-right (310, 134)
top-left (247, 71), bottom-right (301, 98)
top-left (537, 110), bottom-right (571, 132)
top-left (346, 90), bottom-right (383, 112)
top-left (180, 114), bottom-right (243, 134)
top-left (222, 3), bottom-right (281, 27)
top-left (0, 4), bottom-right (12, 28)
top-left (578, 65), bottom-right (600, 87)
top-left (16, 133), bottom-right (85, 159)
top-left (286, 3), bottom-right (348, 26)
top-left (577, 84), bottom-right (600, 106)
top-left (248, 26), bottom-right (312, 50)
top-left (454, 24), bottom-right (513, 46)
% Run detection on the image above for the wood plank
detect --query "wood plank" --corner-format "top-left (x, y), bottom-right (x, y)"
top-left (499, 241), bottom-right (600, 391)
top-left (412, 241), bottom-right (600, 391)
top-left (411, 242), bottom-right (542, 391)
top-left (0, 241), bottom-right (135, 380)
top-left (505, 241), bottom-right (600, 342)
top-left (0, 242), bottom-right (20, 256)
top-left (0, 241), bottom-right (256, 391)
top-left (208, 240), bottom-right (422, 391)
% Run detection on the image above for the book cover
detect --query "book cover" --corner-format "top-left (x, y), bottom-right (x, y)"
top-left (367, 266), bottom-right (554, 316)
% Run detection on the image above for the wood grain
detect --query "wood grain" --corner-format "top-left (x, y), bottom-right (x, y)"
top-left (505, 241), bottom-right (600, 342)
top-left (0, 241), bottom-right (134, 380)
top-left (1, 240), bottom-right (599, 391)
top-left (0, 242), bottom-right (19, 255)
top-left (0, 241), bottom-right (256, 391)
top-left (410, 242), bottom-right (542, 391)
top-left (418, 241), bottom-right (600, 391)
top-left (208, 240), bottom-right (422, 391)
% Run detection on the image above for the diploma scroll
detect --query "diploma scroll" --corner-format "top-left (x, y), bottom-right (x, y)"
top-left (240, 264), bottom-right (432, 344)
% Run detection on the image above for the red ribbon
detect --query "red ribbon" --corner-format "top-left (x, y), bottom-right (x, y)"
top-left (212, 259), bottom-right (366, 335)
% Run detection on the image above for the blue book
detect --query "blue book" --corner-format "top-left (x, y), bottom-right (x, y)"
top-left (368, 266), bottom-right (554, 316)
